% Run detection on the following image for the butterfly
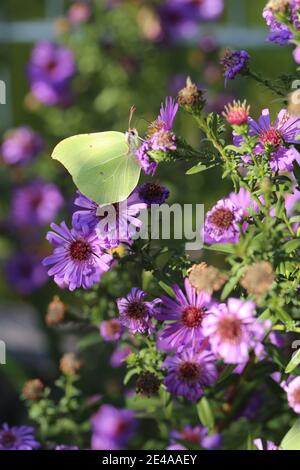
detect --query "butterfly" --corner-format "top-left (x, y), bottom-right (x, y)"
top-left (51, 107), bottom-right (141, 204)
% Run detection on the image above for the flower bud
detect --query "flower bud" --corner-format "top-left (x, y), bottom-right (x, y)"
top-left (188, 263), bottom-right (228, 295)
top-left (60, 353), bottom-right (81, 376)
top-left (22, 379), bottom-right (44, 401)
top-left (240, 261), bottom-right (275, 297)
top-left (46, 296), bottom-right (66, 326)
top-left (136, 372), bottom-right (161, 397)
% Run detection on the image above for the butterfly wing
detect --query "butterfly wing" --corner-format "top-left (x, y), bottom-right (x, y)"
top-left (52, 131), bottom-right (141, 204)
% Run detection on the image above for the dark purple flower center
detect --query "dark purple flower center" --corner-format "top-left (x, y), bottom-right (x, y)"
top-left (179, 361), bottom-right (200, 381)
top-left (217, 316), bottom-right (242, 342)
top-left (259, 128), bottom-right (282, 149)
top-left (69, 239), bottom-right (92, 261)
top-left (116, 420), bottom-right (129, 436)
top-left (30, 193), bottom-right (43, 209)
top-left (105, 320), bottom-right (121, 335)
top-left (182, 429), bottom-right (200, 444)
top-left (126, 300), bottom-right (147, 319)
top-left (46, 59), bottom-right (58, 73)
top-left (182, 306), bottom-right (204, 328)
top-left (1, 431), bottom-right (16, 448)
top-left (210, 208), bottom-right (234, 230)
top-left (138, 182), bottom-right (166, 204)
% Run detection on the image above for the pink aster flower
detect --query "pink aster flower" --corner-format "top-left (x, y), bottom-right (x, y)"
top-left (204, 198), bottom-right (243, 244)
top-left (286, 376), bottom-right (300, 414)
top-left (254, 439), bottom-right (280, 450)
top-left (202, 298), bottom-right (270, 364)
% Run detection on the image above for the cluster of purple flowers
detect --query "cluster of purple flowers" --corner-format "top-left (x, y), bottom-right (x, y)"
top-left (0, 424), bottom-right (40, 450)
top-left (1, 126), bottom-right (44, 165)
top-left (136, 97), bottom-right (178, 175)
top-left (263, 1), bottom-right (300, 50)
top-left (43, 181), bottom-right (169, 291)
top-left (27, 41), bottom-right (76, 107)
top-left (91, 405), bottom-right (137, 450)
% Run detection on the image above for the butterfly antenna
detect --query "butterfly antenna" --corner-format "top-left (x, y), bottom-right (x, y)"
top-left (128, 105), bottom-right (136, 130)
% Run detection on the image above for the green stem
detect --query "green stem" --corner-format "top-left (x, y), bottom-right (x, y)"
top-left (247, 70), bottom-right (286, 98)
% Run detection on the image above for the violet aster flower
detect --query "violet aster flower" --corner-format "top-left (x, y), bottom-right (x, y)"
top-left (100, 319), bottom-right (123, 342)
top-left (163, 348), bottom-right (217, 401)
top-left (11, 180), bottom-right (63, 227)
top-left (1, 126), bottom-right (44, 165)
top-left (204, 198), bottom-right (243, 244)
top-left (249, 108), bottom-right (300, 172)
top-left (136, 97), bottom-right (178, 175)
top-left (220, 49), bottom-right (249, 84)
top-left (157, 278), bottom-right (213, 351)
top-left (0, 424), bottom-right (40, 450)
top-left (254, 439), bottom-right (280, 450)
top-left (6, 253), bottom-right (48, 295)
top-left (285, 376), bottom-right (300, 413)
top-left (27, 41), bottom-right (76, 106)
top-left (263, 7), bottom-right (293, 45)
top-left (73, 190), bottom-right (146, 248)
top-left (117, 288), bottom-right (161, 334)
top-left (42, 221), bottom-right (112, 291)
top-left (91, 405), bottom-right (137, 450)
top-left (202, 298), bottom-right (270, 364)
top-left (110, 345), bottom-right (132, 367)
top-left (171, 425), bottom-right (221, 450)
top-left (137, 182), bottom-right (170, 206)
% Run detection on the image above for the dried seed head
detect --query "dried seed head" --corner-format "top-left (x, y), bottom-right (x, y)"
top-left (22, 379), bottom-right (44, 401)
top-left (288, 91), bottom-right (300, 117)
top-left (240, 261), bottom-right (275, 296)
top-left (265, 0), bottom-right (290, 12)
top-left (177, 77), bottom-right (205, 111)
top-left (188, 263), bottom-right (228, 295)
top-left (136, 372), bottom-right (161, 396)
top-left (46, 296), bottom-right (66, 326)
top-left (59, 353), bottom-right (81, 376)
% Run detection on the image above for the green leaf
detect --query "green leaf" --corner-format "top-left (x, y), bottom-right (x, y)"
top-left (186, 163), bottom-right (216, 175)
top-left (158, 281), bottom-right (175, 298)
top-left (197, 397), bottom-right (214, 431)
top-left (285, 348), bottom-right (300, 374)
top-left (52, 131), bottom-right (141, 204)
top-left (204, 243), bottom-right (235, 254)
top-left (284, 239), bottom-right (300, 254)
top-left (281, 419), bottom-right (300, 450)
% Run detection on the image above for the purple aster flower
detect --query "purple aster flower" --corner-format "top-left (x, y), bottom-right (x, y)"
top-left (136, 97), bottom-right (178, 175)
top-left (220, 49), bottom-right (249, 84)
top-left (291, 0), bottom-right (300, 29)
top-left (55, 445), bottom-right (79, 450)
top-left (1, 126), bottom-right (44, 165)
top-left (100, 319), bottom-right (123, 342)
top-left (110, 345), bottom-right (132, 368)
top-left (73, 190), bottom-right (146, 248)
top-left (42, 221), bottom-right (112, 291)
top-left (157, 278), bottom-right (213, 352)
top-left (68, 1), bottom-right (91, 25)
top-left (6, 253), bottom-right (48, 295)
top-left (202, 298), bottom-right (270, 364)
top-left (285, 186), bottom-right (300, 216)
top-left (204, 198), bottom-right (243, 244)
top-left (263, 7), bottom-right (293, 45)
top-left (163, 348), bottom-right (218, 401)
top-left (249, 108), bottom-right (300, 172)
top-left (254, 439), bottom-right (280, 450)
top-left (159, 0), bottom-right (223, 43)
top-left (0, 424), bottom-right (40, 450)
top-left (91, 405), bottom-right (137, 450)
top-left (171, 425), bottom-right (221, 450)
top-left (11, 180), bottom-right (63, 227)
top-left (293, 45), bottom-right (300, 63)
top-left (117, 288), bottom-right (161, 334)
top-left (285, 376), bottom-right (300, 413)
top-left (137, 182), bottom-right (170, 206)
top-left (27, 41), bottom-right (76, 106)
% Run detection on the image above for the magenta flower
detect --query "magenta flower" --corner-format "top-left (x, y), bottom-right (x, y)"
top-left (249, 108), bottom-right (300, 172)
top-left (202, 298), bottom-right (270, 364)
top-left (163, 348), bottom-right (218, 401)
top-left (100, 319), bottom-right (124, 342)
top-left (204, 198), bottom-right (243, 244)
top-left (11, 180), bottom-right (63, 227)
top-left (0, 424), bottom-right (40, 450)
top-left (73, 190), bottom-right (146, 249)
top-left (117, 288), bottom-right (161, 335)
top-left (1, 126), bottom-right (43, 165)
top-left (286, 376), bottom-right (300, 414)
top-left (157, 278), bottom-right (213, 351)
top-left (91, 405), bottom-right (137, 450)
top-left (43, 221), bottom-right (112, 291)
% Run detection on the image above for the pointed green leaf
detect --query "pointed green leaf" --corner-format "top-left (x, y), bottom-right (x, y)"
top-left (281, 419), bottom-right (300, 450)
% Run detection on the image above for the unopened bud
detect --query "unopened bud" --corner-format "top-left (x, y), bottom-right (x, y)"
top-left (22, 379), bottom-right (44, 401)
top-left (60, 353), bottom-right (81, 376)
top-left (46, 296), bottom-right (66, 326)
